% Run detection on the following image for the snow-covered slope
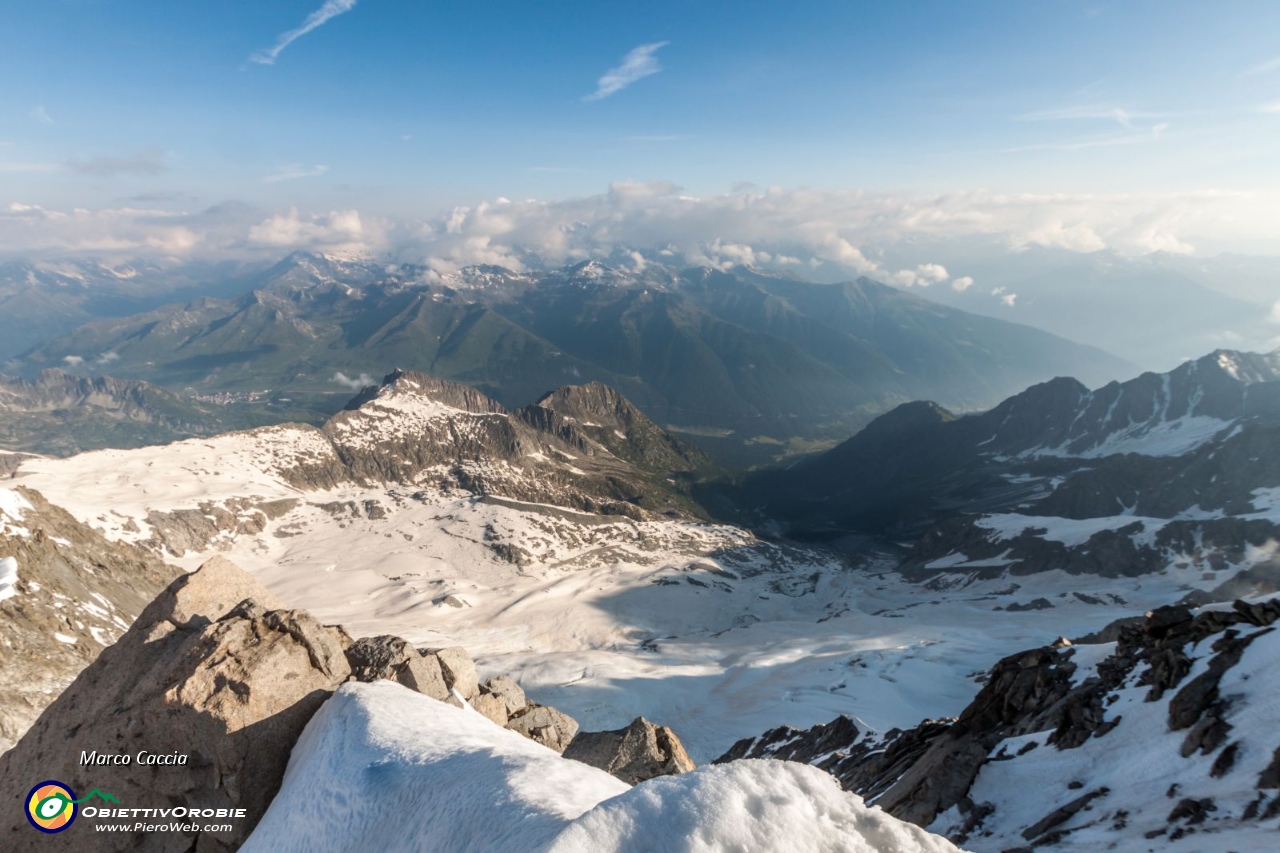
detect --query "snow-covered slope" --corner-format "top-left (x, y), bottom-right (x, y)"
top-left (242, 680), bottom-right (962, 853)
top-left (721, 596), bottom-right (1280, 852)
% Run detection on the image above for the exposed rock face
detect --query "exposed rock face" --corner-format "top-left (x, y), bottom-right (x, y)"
top-left (0, 556), bottom-right (352, 853)
top-left (480, 676), bottom-right (528, 717)
top-left (0, 486), bottom-right (180, 752)
top-left (346, 635), bottom-right (449, 701)
top-left (719, 597), bottom-right (1280, 850)
top-left (564, 717), bottom-right (696, 784)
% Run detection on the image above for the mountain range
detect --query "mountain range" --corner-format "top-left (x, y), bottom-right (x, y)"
top-left (9, 252), bottom-right (1130, 466)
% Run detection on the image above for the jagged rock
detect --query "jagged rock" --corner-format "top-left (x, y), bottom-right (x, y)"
top-left (480, 675), bottom-right (527, 716)
top-left (425, 646), bottom-right (478, 700)
top-left (507, 703), bottom-right (580, 753)
top-left (345, 636), bottom-right (449, 700)
top-left (564, 717), bottom-right (696, 784)
top-left (0, 556), bottom-right (351, 853)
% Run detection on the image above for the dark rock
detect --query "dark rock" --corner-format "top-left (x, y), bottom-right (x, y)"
top-left (1021, 788), bottom-right (1108, 841)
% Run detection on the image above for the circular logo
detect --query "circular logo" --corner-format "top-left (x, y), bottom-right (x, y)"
top-left (26, 781), bottom-right (77, 833)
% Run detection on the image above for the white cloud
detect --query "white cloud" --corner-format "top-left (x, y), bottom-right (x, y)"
top-left (247, 207), bottom-right (380, 254)
top-left (1269, 301), bottom-right (1280, 325)
top-left (62, 355), bottom-right (84, 366)
top-left (262, 163), bottom-right (330, 183)
top-left (585, 42), bottom-right (669, 101)
top-left (1009, 105), bottom-right (1172, 152)
top-left (30, 105), bottom-right (52, 125)
top-left (0, 202), bottom-right (204, 255)
top-left (332, 371), bottom-right (374, 390)
top-left (250, 0), bottom-right (358, 65)
top-left (1259, 102), bottom-right (1280, 114)
top-left (97, 351), bottom-right (120, 364)
top-left (951, 275), bottom-right (975, 292)
top-left (891, 264), bottom-right (948, 287)
top-left (992, 287), bottom-right (1018, 307)
top-left (1, 185), bottom-right (1274, 270)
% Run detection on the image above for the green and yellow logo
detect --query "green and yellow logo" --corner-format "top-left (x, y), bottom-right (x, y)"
top-left (25, 781), bottom-right (118, 833)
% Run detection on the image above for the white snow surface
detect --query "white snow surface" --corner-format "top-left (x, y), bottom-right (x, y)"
top-left (1031, 413), bottom-right (1234, 459)
top-left (0, 487), bottom-right (32, 537)
top-left (976, 513), bottom-right (1161, 548)
top-left (0, 556), bottom-right (18, 601)
top-left (243, 681), bottom-right (961, 853)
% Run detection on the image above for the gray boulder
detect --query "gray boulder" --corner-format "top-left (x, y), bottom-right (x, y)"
top-left (564, 717), bottom-right (696, 784)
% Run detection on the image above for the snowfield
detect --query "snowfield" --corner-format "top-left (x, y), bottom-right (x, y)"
top-left (242, 680), bottom-right (962, 853)
top-left (11, 428), bottom-right (1239, 762)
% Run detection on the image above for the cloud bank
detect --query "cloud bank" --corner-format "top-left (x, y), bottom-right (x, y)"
top-left (0, 185), bottom-right (1273, 307)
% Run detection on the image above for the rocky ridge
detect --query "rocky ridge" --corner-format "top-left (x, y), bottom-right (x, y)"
top-left (718, 596), bottom-right (1280, 851)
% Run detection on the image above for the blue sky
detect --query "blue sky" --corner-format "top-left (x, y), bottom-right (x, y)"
top-left (1, 1), bottom-right (1279, 260)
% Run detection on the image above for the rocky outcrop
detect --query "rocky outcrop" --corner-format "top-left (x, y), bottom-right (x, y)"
top-left (346, 635), bottom-right (449, 700)
top-left (0, 486), bottom-right (180, 752)
top-left (563, 717), bottom-right (696, 784)
top-left (719, 597), bottom-right (1280, 849)
top-left (0, 556), bottom-right (351, 852)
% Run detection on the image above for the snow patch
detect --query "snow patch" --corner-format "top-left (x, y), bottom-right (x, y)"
top-left (0, 556), bottom-right (18, 602)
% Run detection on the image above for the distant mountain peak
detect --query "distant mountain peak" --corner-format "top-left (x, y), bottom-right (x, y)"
top-left (343, 369), bottom-right (506, 416)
